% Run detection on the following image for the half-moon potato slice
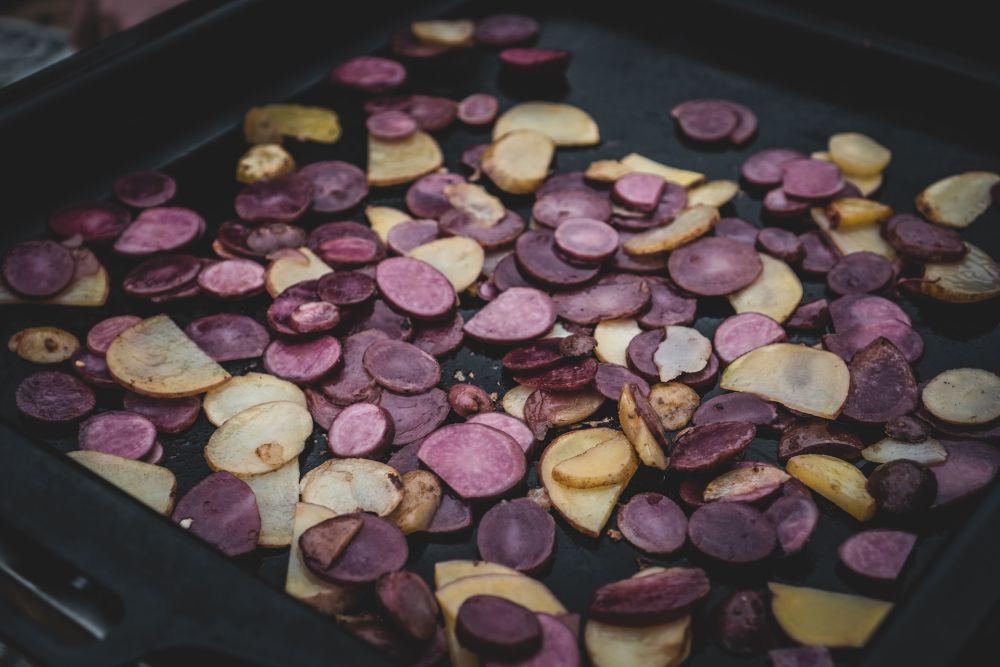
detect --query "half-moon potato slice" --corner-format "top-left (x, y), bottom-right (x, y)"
top-left (368, 131), bottom-right (444, 187)
top-left (408, 237), bottom-right (484, 292)
top-left (299, 458), bottom-right (404, 517)
top-left (502, 384), bottom-right (535, 420)
top-left (244, 459), bottom-right (299, 547)
top-left (482, 129), bottom-right (555, 195)
top-left (728, 253), bottom-right (803, 324)
top-left (916, 171), bottom-right (1000, 228)
top-left (264, 247), bottom-right (333, 298)
top-left (492, 102), bottom-right (599, 147)
top-left (366, 206), bottom-right (412, 242)
top-left (922, 368), bottom-right (1000, 425)
top-left (205, 400), bottom-right (311, 476)
top-left (552, 430), bottom-right (637, 488)
top-left (8, 327), bottom-right (79, 364)
top-left (68, 451), bottom-right (177, 515)
top-left (768, 582), bottom-right (892, 648)
top-left (285, 502), bottom-right (365, 614)
top-left (203, 372), bottom-right (307, 427)
top-left (919, 243), bottom-right (1000, 303)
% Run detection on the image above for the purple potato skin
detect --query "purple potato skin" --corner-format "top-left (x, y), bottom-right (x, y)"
top-left (866, 460), bottom-right (937, 516)
top-left (712, 589), bottom-right (773, 654)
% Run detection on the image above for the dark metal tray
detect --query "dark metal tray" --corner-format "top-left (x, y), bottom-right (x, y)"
top-left (1, 1), bottom-right (998, 665)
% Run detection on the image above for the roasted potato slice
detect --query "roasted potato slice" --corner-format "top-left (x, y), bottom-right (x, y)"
top-left (366, 205), bottom-right (412, 242)
top-left (827, 132), bottom-right (891, 177)
top-left (244, 459), bottom-right (299, 547)
top-left (68, 451), bottom-right (176, 515)
top-left (687, 180), bottom-right (739, 208)
top-left (408, 236), bottom-right (484, 292)
top-left (916, 171), bottom-right (1000, 228)
top-left (648, 382), bottom-right (700, 431)
top-left (299, 458), bottom-right (404, 517)
top-left (922, 367), bottom-right (1000, 425)
top-left (552, 431), bottom-right (638, 488)
top-left (367, 131), bottom-right (444, 187)
top-left (594, 317), bottom-right (641, 367)
top-left (203, 372), bottom-right (307, 427)
top-left (825, 197), bottom-right (892, 227)
top-left (387, 470), bottom-right (442, 534)
top-left (786, 454), bottom-right (875, 521)
top-left (620, 153), bottom-right (705, 188)
top-left (236, 143), bottom-right (296, 184)
top-left (482, 129), bottom-right (555, 195)
top-left (285, 503), bottom-right (365, 614)
top-left (8, 327), bottom-right (78, 364)
top-left (623, 206), bottom-right (719, 255)
top-left (728, 253), bottom-right (803, 324)
top-left (768, 582), bottom-right (892, 648)
top-left (205, 400), bottom-right (311, 476)
top-left (811, 207), bottom-right (896, 260)
top-left (264, 247), bottom-right (333, 298)
top-left (919, 243), bottom-right (1000, 303)
top-left (492, 102), bottom-right (599, 147)
top-left (244, 104), bottom-right (341, 144)
top-left (619, 383), bottom-right (669, 469)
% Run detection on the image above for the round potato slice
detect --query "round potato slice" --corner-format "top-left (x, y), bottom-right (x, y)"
top-left (203, 372), bottom-right (307, 427)
top-left (502, 384), bottom-right (535, 421)
top-left (585, 614), bottom-right (691, 667)
top-left (205, 400), bottom-right (311, 476)
top-left (367, 131), bottom-right (444, 187)
top-left (594, 318), bottom-right (641, 367)
top-left (493, 102), bottom-right (599, 147)
top-left (106, 315), bottom-right (230, 398)
top-left (264, 247), bottom-right (333, 298)
top-left (687, 180), bottom-right (738, 208)
top-left (623, 206), bottom-right (719, 256)
top-left (366, 206), bottom-right (412, 242)
top-left (920, 243), bottom-right (1000, 303)
top-left (728, 253), bottom-right (803, 324)
top-left (0, 249), bottom-right (109, 308)
top-left (552, 431), bottom-right (637, 488)
top-left (482, 129), bottom-right (555, 195)
top-left (922, 368), bottom-right (1000, 426)
top-left (68, 450), bottom-right (177, 515)
top-left (408, 237), bottom-right (484, 292)
top-left (915, 171), bottom-right (1000, 228)
top-left (828, 132), bottom-right (891, 177)
top-left (300, 458), bottom-right (404, 517)
top-left (8, 327), bottom-right (79, 364)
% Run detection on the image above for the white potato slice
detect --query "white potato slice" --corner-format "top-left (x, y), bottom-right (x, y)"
top-left (620, 153), bottom-right (705, 188)
top-left (552, 431), bottom-right (637, 488)
top-left (300, 458), bottom-right (404, 517)
top-left (768, 582), bottom-right (892, 648)
top-left (720, 343), bottom-right (849, 419)
top-left (786, 454), bottom-right (875, 521)
top-left (915, 171), bottom-right (1000, 228)
top-left (540, 428), bottom-right (635, 537)
top-left (434, 560), bottom-right (519, 589)
top-left (703, 463), bottom-right (790, 502)
top-left (203, 372), bottom-right (307, 427)
top-left (0, 263), bottom-right (109, 307)
top-left (481, 129), bottom-right (555, 195)
top-left (444, 183), bottom-right (505, 226)
top-left (236, 143), bottom-right (295, 184)
top-left (586, 159), bottom-right (632, 183)
top-left (687, 180), bottom-right (739, 208)
top-left (922, 368), bottom-right (1000, 425)
top-left (367, 131), bottom-right (444, 187)
top-left (810, 151), bottom-right (883, 195)
top-left (386, 469), bottom-right (441, 534)
top-left (492, 102), bottom-right (599, 147)
top-left (653, 325), bottom-right (712, 382)
top-left (920, 243), bottom-right (1000, 303)
top-left (366, 205), bottom-right (412, 242)
top-left (411, 19), bottom-right (474, 46)
top-left (285, 503), bottom-right (364, 614)
top-left (106, 315), bottom-right (230, 398)
top-left (728, 253), bottom-right (803, 324)
top-left (408, 237), bottom-right (484, 292)
top-left (586, 615), bottom-right (691, 667)
top-left (542, 322), bottom-right (575, 339)
top-left (68, 451), bottom-right (176, 515)
top-left (828, 132), bottom-right (891, 177)
top-left (264, 247), bottom-right (332, 298)
top-left (619, 384), bottom-right (668, 469)
top-left (244, 104), bottom-right (341, 144)
top-left (502, 384), bottom-right (535, 420)
top-left (8, 327), bottom-right (79, 364)
top-left (811, 207), bottom-right (896, 260)
top-left (861, 438), bottom-right (947, 465)
top-left (244, 459), bottom-right (299, 547)
top-left (648, 382), bottom-right (699, 431)
top-left (825, 197), bottom-right (892, 227)
top-left (594, 318), bottom-right (641, 366)
top-left (205, 401), bottom-right (312, 476)
top-left (623, 206), bottom-right (719, 255)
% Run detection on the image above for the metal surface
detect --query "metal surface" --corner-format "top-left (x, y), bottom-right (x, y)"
top-left (1, 0), bottom-right (998, 665)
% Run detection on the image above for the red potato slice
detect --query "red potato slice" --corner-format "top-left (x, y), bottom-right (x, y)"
top-left (728, 253), bottom-right (803, 324)
top-left (331, 56), bottom-right (405, 93)
top-left (113, 207), bottom-right (203, 257)
top-left (408, 236), bottom-right (484, 292)
top-left (8, 327), bottom-right (78, 364)
top-left (554, 217), bottom-right (619, 262)
top-left (362, 339), bottom-right (440, 395)
top-left (499, 47), bottom-right (571, 77)
top-left (87, 316), bottom-right (141, 355)
top-left (617, 493), bottom-right (687, 556)
top-left (244, 459), bottom-right (299, 547)
top-left (465, 287), bottom-right (556, 345)
top-left (327, 402), bottom-right (394, 459)
top-left (768, 583), bottom-right (892, 648)
top-left (922, 368), bottom-right (1000, 425)
top-left (915, 171), bottom-right (1000, 228)
top-left (285, 503), bottom-right (364, 614)
top-left (585, 609), bottom-right (691, 667)
top-left (492, 102), bottom-right (599, 147)
top-left (264, 247), bottom-right (332, 298)
top-left (199, 257), bottom-right (276, 298)
top-left (475, 13), bottom-right (539, 45)
top-left (68, 450), bottom-right (176, 514)
top-left (367, 131), bottom-right (444, 187)
top-left (78, 411), bottom-right (156, 460)
top-left (418, 424), bottom-right (526, 500)
top-left (386, 470), bottom-right (441, 535)
top-left (477, 499), bottom-right (556, 575)
top-left (653, 326), bottom-right (712, 382)
top-left (203, 372), bottom-right (306, 427)
top-left (482, 129), bottom-right (555, 195)
top-left (262, 336), bottom-right (342, 385)
top-left (589, 566), bottom-right (709, 626)
top-left (919, 242), bottom-right (1000, 303)
top-left (172, 472), bottom-right (261, 557)
top-left (300, 458), bottom-right (404, 517)
top-left (205, 401), bottom-right (311, 476)
top-left (105, 315), bottom-right (229, 398)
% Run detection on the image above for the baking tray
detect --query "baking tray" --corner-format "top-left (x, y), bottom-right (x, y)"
top-left (1, 0), bottom-right (998, 665)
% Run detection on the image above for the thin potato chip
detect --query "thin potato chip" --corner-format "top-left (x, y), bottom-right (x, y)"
top-left (264, 247), bottom-right (332, 298)
top-left (687, 180), bottom-right (738, 208)
top-left (286, 503), bottom-right (365, 614)
top-left (444, 183), bottom-right (505, 226)
top-left (916, 171), bottom-right (1000, 228)
top-left (811, 207), bottom-right (896, 260)
top-left (203, 372), bottom-right (307, 427)
top-left (236, 143), bottom-right (296, 184)
top-left (492, 102), bottom-right (599, 147)
top-left (481, 129), bottom-right (554, 195)
top-left (922, 368), bottom-right (1000, 425)
top-left (408, 236), bottom-right (484, 292)
top-left (648, 382), bottom-right (699, 431)
top-left (502, 384), bottom-right (534, 420)
top-left (368, 131), bottom-right (444, 187)
top-left (366, 206), bottom-right (412, 242)
top-left (244, 104), bottom-right (341, 144)
top-left (586, 160), bottom-right (633, 183)
top-left (861, 437), bottom-right (947, 465)
top-left (300, 458), bottom-right (404, 517)
top-left (8, 327), bottom-right (78, 364)
top-left (68, 451), bottom-right (177, 515)
top-left (244, 459), bottom-right (299, 547)
top-left (728, 253), bottom-right (803, 324)
top-left (828, 132), bottom-right (891, 177)
top-left (620, 153), bottom-right (705, 188)
top-left (825, 198), bottom-right (892, 227)
top-left (623, 206), bottom-right (719, 256)
top-left (205, 400), bottom-right (311, 476)
top-left (411, 19), bottom-right (474, 46)
top-left (594, 318), bottom-right (641, 366)
top-left (919, 243), bottom-right (1000, 303)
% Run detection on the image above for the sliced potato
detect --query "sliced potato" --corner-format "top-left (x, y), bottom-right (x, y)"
top-left (300, 458), bottom-right (404, 517)
top-left (920, 243), bottom-right (1000, 303)
top-left (915, 171), bottom-right (1000, 228)
top-left (594, 317), bottom-right (641, 366)
top-left (411, 19), bottom-right (474, 46)
top-left (106, 315), bottom-right (230, 398)
top-left (203, 373), bottom-right (307, 427)
top-left (786, 454), bottom-right (875, 521)
top-left (386, 470), bottom-right (441, 534)
top-left (620, 153), bottom-right (705, 188)
top-left (653, 325), bottom-right (712, 382)
top-left (687, 180), bottom-right (739, 208)
top-left (623, 206), bottom-right (719, 255)
top-left (541, 428), bottom-right (636, 537)
top-left (0, 260), bottom-right (109, 307)
top-left (811, 207), bottom-right (896, 260)
top-left (408, 236), bottom-right (484, 292)
top-left (552, 431), bottom-right (638, 488)
top-left (535, 389), bottom-right (606, 429)
top-left (244, 104), bottom-right (341, 144)
top-left (481, 129), bottom-right (555, 195)
top-left (68, 451), bottom-right (176, 515)
top-left (768, 582), bottom-right (892, 648)
top-left (648, 382), bottom-right (699, 431)
top-left (286, 502), bottom-right (364, 614)
top-left (586, 159), bottom-right (632, 183)
top-left (542, 322), bottom-right (576, 339)
top-left (434, 560), bottom-right (520, 589)
top-left (861, 437), bottom-right (947, 465)
top-left (444, 182), bottom-right (505, 226)
top-left (846, 172), bottom-right (883, 197)
top-left (236, 143), bottom-right (295, 184)
top-left (728, 253), bottom-right (803, 324)
top-left (366, 205), bottom-right (412, 243)
top-left (586, 615), bottom-right (691, 667)
top-left (828, 132), bottom-right (891, 177)
top-left (703, 463), bottom-right (790, 502)
top-left (922, 368), bottom-right (1000, 425)
top-left (825, 197), bottom-right (892, 227)
top-left (492, 102), bottom-right (599, 147)
top-left (244, 459), bottom-right (299, 547)
top-left (502, 384), bottom-right (535, 420)
top-left (205, 401), bottom-right (312, 476)
top-left (8, 327), bottom-right (78, 364)
top-left (720, 343), bottom-right (849, 419)
top-left (368, 131), bottom-right (444, 187)
top-left (620, 384), bottom-right (668, 469)
top-left (264, 247), bottom-right (333, 298)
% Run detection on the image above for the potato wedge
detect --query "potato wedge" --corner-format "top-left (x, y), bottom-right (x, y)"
top-left (492, 102), bottom-right (599, 147)
top-left (920, 243), bottom-right (1000, 303)
top-left (387, 470), bottom-right (441, 534)
top-left (444, 182), bottom-right (505, 226)
top-left (768, 582), bottom-right (892, 648)
top-left (0, 257), bottom-right (109, 307)
top-left (623, 205), bottom-right (719, 255)
top-left (8, 327), bottom-right (78, 364)
top-left (728, 253), bottom-right (803, 324)
top-left (244, 459), bottom-right (299, 547)
top-left (620, 153), bottom-right (705, 188)
top-left (720, 343), bottom-right (849, 419)
top-left (861, 437), bottom-right (947, 465)
top-left (916, 171), bottom-right (1000, 228)
top-left (648, 382), bottom-right (699, 431)
top-left (368, 131), bottom-right (444, 187)
top-left (106, 315), bottom-right (230, 398)
top-left (203, 372), bottom-right (307, 427)
top-left (552, 431), bottom-right (638, 488)
top-left (586, 159), bottom-right (632, 183)
top-left (586, 615), bottom-right (691, 667)
top-left (264, 247), bottom-right (333, 298)
top-left (481, 129), bottom-right (555, 195)
top-left (828, 132), bottom-right (891, 177)
top-left (366, 205), bottom-right (412, 242)
top-left (786, 454), bottom-right (875, 521)
top-left (236, 143), bottom-right (295, 184)
top-left (411, 19), bottom-right (474, 46)
top-left (594, 317), bottom-right (641, 367)
top-left (825, 197), bottom-right (892, 227)
top-left (408, 236), bottom-right (484, 292)
top-left (244, 104), bottom-right (341, 144)
top-left (811, 207), bottom-right (896, 260)
top-left (922, 368), bottom-right (1000, 425)
top-left (502, 384), bottom-right (535, 420)
top-left (68, 451), bottom-right (176, 515)
top-left (434, 560), bottom-right (519, 589)
top-left (300, 458), bottom-right (404, 517)
top-left (285, 502), bottom-right (364, 614)
top-left (541, 429), bottom-right (636, 538)
top-left (620, 384), bottom-right (669, 469)
top-left (205, 401), bottom-right (311, 476)
top-left (687, 180), bottom-right (739, 208)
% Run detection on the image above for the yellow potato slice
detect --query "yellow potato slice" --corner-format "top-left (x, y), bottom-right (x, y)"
top-left (300, 458), bottom-right (404, 517)
top-left (493, 102), bottom-right (599, 147)
top-left (846, 172), bottom-right (883, 197)
top-left (0, 258), bottom-right (109, 307)
top-left (586, 159), bottom-right (632, 183)
top-left (367, 131), bottom-right (444, 187)
top-left (728, 253), bottom-right (803, 324)
top-left (264, 247), bottom-right (333, 298)
top-left (786, 454), bottom-right (875, 521)
top-left (623, 205), bottom-right (719, 255)
top-left (502, 384), bottom-right (535, 420)
top-left (825, 197), bottom-right (892, 227)
top-left (386, 470), bottom-right (441, 534)
top-left (434, 560), bottom-right (519, 589)
top-left (922, 368), bottom-right (1000, 425)
top-left (552, 431), bottom-right (638, 488)
top-left (8, 327), bottom-right (79, 364)
top-left (285, 503), bottom-right (365, 614)
top-left (620, 384), bottom-right (668, 469)
top-left (236, 143), bottom-right (295, 184)
top-left (244, 459), bottom-right (299, 547)
top-left (620, 153), bottom-right (706, 188)
top-left (411, 19), bottom-right (474, 46)
top-left (920, 243), bottom-right (1000, 303)
top-left (915, 171), bottom-right (1000, 228)
top-left (366, 205), bottom-right (412, 242)
top-left (68, 451), bottom-right (176, 515)
top-left (408, 237), bottom-right (484, 292)
top-left (540, 428), bottom-right (636, 537)
top-left (586, 615), bottom-right (691, 667)
top-left (594, 317), bottom-right (641, 366)
top-left (687, 180), bottom-right (739, 208)
top-left (203, 372), bottom-right (306, 427)
top-left (861, 437), bottom-right (947, 465)
top-left (720, 343), bottom-right (849, 419)
top-left (811, 207), bottom-right (896, 260)
top-left (648, 382), bottom-right (699, 430)
top-left (106, 315), bottom-right (230, 398)
top-left (703, 463), bottom-right (790, 502)
top-left (653, 325), bottom-right (712, 382)
top-left (444, 182), bottom-right (505, 226)
top-left (244, 104), bottom-right (341, 144)
top-left (205, 400), bottom-right (311, 476)
top-left (828, 132), bottom-right (891, 177)
top-left (769, 582), bottom-right (892, 648)
top-left (482, 129), bottom-right (555, 195)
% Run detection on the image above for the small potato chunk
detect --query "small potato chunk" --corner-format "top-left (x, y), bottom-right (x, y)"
top-left (244, 459), bottom-right (299, 547)
top-left (922, 368), bottom-right (1000, 425)
top-left (299, 458), bottom-right (404, 517)
top-left (366, 206), bottom-right (411, 242)
top-left (236, 143), bottom-right (296, 184)
top-left (648, 382), bottom-right (699, 430)
top-left (728, 253), bottom-right (803, 324)
top-left (623, 206), bottom-right (719, 256)
top-left (828, 132), bottom-right (891, 177)
top-left (367, 131), bottom-right (444, 187)
top-left (687, 180), bottom-right (739, 208)
top-left (552, 432), bottom-right (638, 488)
top-left (620, 153), bottom-right (705, 188)
top-left (502, 384), bottom-right (535, 420)
top-left (492, 102), bottom-right (599, 147)
top-left (482, 129), bottom-right (555, 195)
top-left (786, 454), bottom-right (875, 521)
top-left (387, 470), bottom-right (442, 534)
top-left (594, 318), bottom-right (641, 367)
top-left (811, 207), bottom-right (896, 260)
top-left (916, 171), bottom-right (1000, 228)
top-left (203, 372), bottom-right (307, 427)
top-left (585, 615), bottom-right (691, 667)
top-left (285, 503), bottom-right (364, 614)
top-left (408, 236), bottom-right (484, 292)
top-left (825, 197), bottom-right (892, 227)
top-left (8, 327), bottom-right (78, 364)
top-left (619, 384), bottom-right (669, 470)
top-left (264, 247), bottom-right (333, 298)
top-left (205, 400), bottom-right (312, 476)
top-left (68, 451), bottom-right (176, 515)
top-left (920, 243), bottom-right (1000, 303)
top-left (434, 560), bottom-right (519, 589)
top-left (244, 104), bottom-right (341, 144)
top-left (768, 582), bottom-right (892, 648)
